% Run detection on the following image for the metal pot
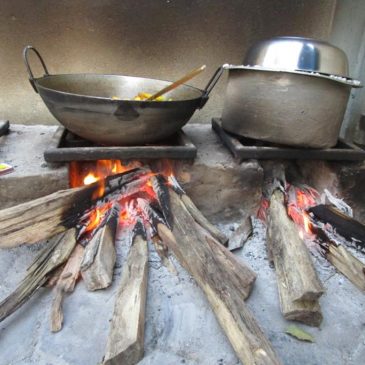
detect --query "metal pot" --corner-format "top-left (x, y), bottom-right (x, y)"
top-left (23, 46), bottom-right (223, 146)
top-left (222, 37), bottom-right (362, 148)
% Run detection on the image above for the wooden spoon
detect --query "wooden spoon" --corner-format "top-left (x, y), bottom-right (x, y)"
top-left (146, 65), bottom-right (206, 101)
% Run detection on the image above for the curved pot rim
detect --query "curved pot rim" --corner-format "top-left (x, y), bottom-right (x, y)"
top-left (223, 64), bottom-right (362, 88)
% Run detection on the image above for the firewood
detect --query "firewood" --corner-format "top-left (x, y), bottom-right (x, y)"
top-left (326, 244), bottom-right (365, 292)
top-left (180, 193), bottom-right (229, 245)
top-left (0, 168), bottom-right (148, 248)
top-left (309, 204), bottom-right (365, 249)
top-left (0, 228), bottom-right (77, 323)
top-left (167, 174), bottom-right (228, 245)
top-left (228, 214), bottom-right (253, 251)
top-left (43, 264), bottom-right (65, 288)
top-left (81, 214), bottom-right (118, 291)
top-left (311, 223), bottom-right (365, 292)
top-left (157, 189), bottom-right (282, 365)
top-left (194, 222), bottom-right (256, 299)
top-left (267, 190), bottom-right (324, 326)
top-left (103, 231), bottom-right (148, 365)
top-left (50, 244), bottom-right (84, 332)
top-left (151, 236), bottom-right (177, 275)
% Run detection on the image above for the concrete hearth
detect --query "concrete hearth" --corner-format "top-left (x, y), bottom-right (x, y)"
top-left (0, 124), bottom-right (365, 365)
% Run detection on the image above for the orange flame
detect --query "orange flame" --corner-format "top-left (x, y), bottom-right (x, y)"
top-left (84, 202), bottom-right (112, 234)
top-left (83, 173), bottom-right (99, 185)
top-left (69, 160), bottom-right (141, 188)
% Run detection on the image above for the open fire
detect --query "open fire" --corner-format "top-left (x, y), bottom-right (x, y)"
top-left (1, 158), bottom-right (284, 365)
top-left (258, 167), bottom-right (365, 326)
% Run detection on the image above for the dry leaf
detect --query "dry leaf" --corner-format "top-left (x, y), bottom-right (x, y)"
top-left (285, 325), bottom-right (315, 342)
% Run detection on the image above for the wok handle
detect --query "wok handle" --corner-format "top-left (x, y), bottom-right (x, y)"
top-left (199, 66), bottom-right (224, 108)
top-left (23, 46), bottom-right (50, 93)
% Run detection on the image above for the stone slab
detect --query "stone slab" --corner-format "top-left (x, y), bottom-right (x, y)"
top-left (0, 124), bottom-right (263, 221)
top-left (0, 124), bottom-right (68, 208)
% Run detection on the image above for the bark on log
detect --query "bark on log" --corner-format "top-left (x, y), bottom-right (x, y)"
top-left (103, 234), bottom-right (148, 365)
top-left (0, 168), bottom-right (147, 248)
top-left (50, 244), bottom-right (84, 332)
top-left (81, 217), bottom-right (117, 291)
top-left (0, 229), bottom-right (77, 323)
top-left (157, 189), bottom-right (281, 365)
top-left (267, 190), bottom-right (324, 326)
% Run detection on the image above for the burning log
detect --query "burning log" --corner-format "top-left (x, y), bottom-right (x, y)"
top-left (50, 244), bottom-right (84, 332)
top-left (309, 204), bottom-right (365, 250)
top-left (267, 190), bottom-right (324, 326)
top-left (103, 220), bottom-right (148, 365)
top-left (81, 212), bottom-right (118, 291)
top-left (228, 214), bottom-right (253, 251)
top-left (311, 223), bottom-right (365, 292)
top-left (0, 228), bottom-right (77, 323)
top-left (157, 189), bottom-right (282, 365)
top-left (0, 168), bottom-right (149, 248)
top-left (168, 174), bottom-right (229, 245)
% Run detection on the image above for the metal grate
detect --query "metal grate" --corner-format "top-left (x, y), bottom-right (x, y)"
top-left (44, 127), bottom-right (197, 162)
top-left (212, 118), bottom-right (365, 162)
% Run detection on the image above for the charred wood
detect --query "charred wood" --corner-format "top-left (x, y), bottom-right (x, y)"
top-left (309, 204), bottom-right (365, 250)
top-left (157, 189), bottom-right (281, 365)
top-left (0, 168), bottom-right (149, 248)
top-left (311, 224), bottom-right (365, 292)
top-left (103, 229), bottom-right (148, 365)
top-left (0, 229), bottom-right (77, 323)
top-left (267, 190), bottom-right (324, 326)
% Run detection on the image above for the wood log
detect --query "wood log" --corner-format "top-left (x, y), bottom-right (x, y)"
top-left (309, 204), bottom-right (365, 247)
top-left (0, 228), bottom-right (77, 323)
top-left (267, 190), bottom-right (324, 326)
top-left (0, 168), bottom-right (148, 248)
top-left (103, 233), bottom-right (148, 365)
top-left (50, 244), bottom-right (84, 332)
top-left (151, 236), bottom-right (177, 275)
top-left (180, 193), bottom-right (229, 245)
top-left (43, 264), bottom-right (65, 288)
top-left (326, 244), bottom-right (365, 292)
top-left (311, 223), bottom-right (365, 292)
top-left (81, 215), bottom-right (118, 291)
top-left (157, 189), bottom-right (281, 365)
top-left (228, 215), bottom-right (253, 251)
top-left (194, 222), bottom-right (256, 300)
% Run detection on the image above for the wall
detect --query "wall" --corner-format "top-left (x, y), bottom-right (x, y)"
top-left (330, 0), bottom-right (365, 140)
top-left (0, 0), bottom-right (336, 126)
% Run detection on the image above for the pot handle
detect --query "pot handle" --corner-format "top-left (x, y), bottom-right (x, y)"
top-left (23, 46), bottom-right (50, 93)
top-left (199, 66), bottom-right (224, 108)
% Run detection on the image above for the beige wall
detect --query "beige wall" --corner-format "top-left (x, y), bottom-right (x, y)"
top-left (0, 0), bottom-right (336, 125)
top-left (330, 0), bottom-right (365, 140)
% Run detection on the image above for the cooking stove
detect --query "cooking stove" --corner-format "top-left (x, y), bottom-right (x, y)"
top-left (44, 127), bottom-right (197, 162)
top-left (212, 118), bottom-right (365, 162)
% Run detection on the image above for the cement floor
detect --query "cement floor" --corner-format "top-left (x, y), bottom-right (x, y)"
top-left (0, 219), bottom-right (364, 365)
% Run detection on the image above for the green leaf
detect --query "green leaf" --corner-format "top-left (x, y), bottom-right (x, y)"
top-left (285, 325), bottom-right (315, 342)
